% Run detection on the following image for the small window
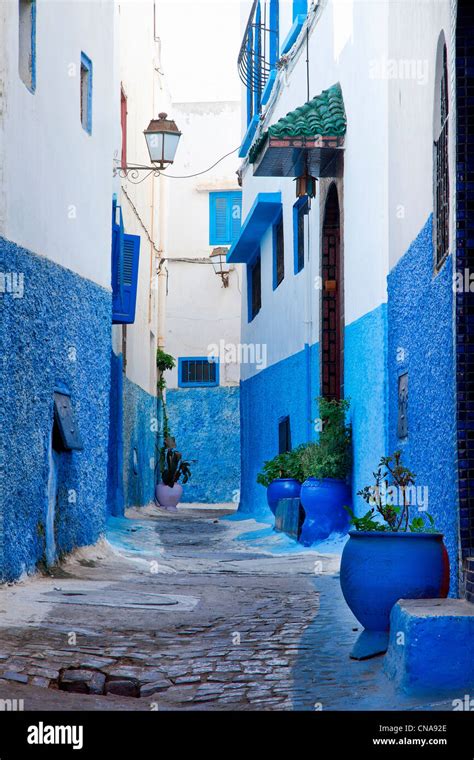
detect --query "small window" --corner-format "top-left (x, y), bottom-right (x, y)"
top-left (278, 416), bottom-right (292, 454)
top-left (209, 192), bottom-right (242, 246)
top-left (293, 197), bottom-right (309, 274)
top-left (80, 52), bottom-right (93, 134)
top-left (434, 42), bottom-right (449, 268)
top-left (248, 253), bottom-right (261, 322)
top-left (121, 86), bottom-right (127, 168)
top-left (273, 215), bottom-right (284, 289)
top-left (397, 372), bottom-right (408, 439)
top-left (19, 0), bottom-right (36, 92)
top-left (178, 358), bottom-right (219, 388)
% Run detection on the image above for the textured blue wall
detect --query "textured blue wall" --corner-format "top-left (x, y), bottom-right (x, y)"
top-left (239, 344), bottom-right (319, 516)
top-left (122, 375), bottom-right (157, 509)
top-left (387, 217), bottom-right (458, 595)
top-left (345, 304), bottom-right (388, 514)
top-left (0, 238), bottom-right (111, 581)
top-left (166, 386), bottom-right (240, 503)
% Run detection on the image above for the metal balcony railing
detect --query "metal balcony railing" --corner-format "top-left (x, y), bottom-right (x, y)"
top-left (238, 0), bottom-right (279, 119)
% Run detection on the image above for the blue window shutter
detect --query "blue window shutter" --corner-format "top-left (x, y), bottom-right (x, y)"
top-left (111, 199), bottom-right (140, 324)
top-left (210, 191), bottom-right (242, 245)
top-left (113, 233), bottom-right (140, 324)
top-left (230, 193), bottom-right (242, 242)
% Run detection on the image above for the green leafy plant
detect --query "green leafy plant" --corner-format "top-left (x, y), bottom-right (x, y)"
top-left (350, 450), bottom-right (436, 532)
top-left (257, 447), bottom-right (305, 488)
top-left (299, 397), bottom-right (352, 480)
top-left (159, 445), bottom-right (192, 487)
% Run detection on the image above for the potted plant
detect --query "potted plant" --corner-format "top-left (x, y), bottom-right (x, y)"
top-left (298, 397), bottom-right (352, 544)
top-left (155, 438), bottom-right (192, 510)
top-left (257, 448), bottom-right (305, 516)
top-left (340, 451), bottom-right (449, 657)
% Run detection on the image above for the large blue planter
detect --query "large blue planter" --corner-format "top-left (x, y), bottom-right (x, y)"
top-left (266, 478), bottom-right (301, 516)
top-left (299, 477), bottom-right (351, 545)
top-left (340, 531), bottom-right (449, 633)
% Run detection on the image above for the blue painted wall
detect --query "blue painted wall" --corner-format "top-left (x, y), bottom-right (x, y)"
top-left (166, 386), bottom-right (240, 503)
top-left (122, 375), bottom-right (157, 509)
top-left (239, 344), bottom-right (319, 517)
top-left (0, 237), bottom-right (111, 581)
top-left (387, 216), bottom-right (458, 594)
top-left (345, 303), bottom-right (388, 515)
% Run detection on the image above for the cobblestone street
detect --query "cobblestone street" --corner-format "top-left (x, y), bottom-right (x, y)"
top-left (0, 507), bottom-right (457, 711)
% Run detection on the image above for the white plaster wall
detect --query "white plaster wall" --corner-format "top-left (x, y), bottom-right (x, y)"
top-left (0, 0), bottom-right (117, 290)
top-left (387, 0), bottom-right (453, 268)
top-left (239, 0), bottom-right (390, 381)
top-left (164, 101), bottom-right (242, 389)
top-left (117, 0), bottom-right (172, 395)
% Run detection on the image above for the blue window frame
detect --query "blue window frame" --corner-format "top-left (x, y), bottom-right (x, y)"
top-left (178, 357), bottom-right (219, 388)
top-left (209, 191), bottom-right (242, 245)
top-left (80, 52), bottom-right (93, 134)
top-left (293, 196), bottom-right (309, 274)
top-left (247, 251), bottom-right (262, 322)
top-left (272, 213), bottom-right (284, 289)
top-left (19, 0), bottom-right (36, 92)
top-left (111, 199), bottom-right (141, 324)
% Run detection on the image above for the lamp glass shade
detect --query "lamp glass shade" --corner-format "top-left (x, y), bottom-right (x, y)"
top-left (210, 248), bottom-right (230, 275)
top-left (144, 114), bottom-right (181, 165)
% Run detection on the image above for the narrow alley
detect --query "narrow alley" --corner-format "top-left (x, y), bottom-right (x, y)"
top-left (0, 507), bottom-right (456, 712)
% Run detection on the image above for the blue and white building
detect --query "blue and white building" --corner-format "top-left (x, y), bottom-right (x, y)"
top-left (233, 0), bottom-right (464, 597)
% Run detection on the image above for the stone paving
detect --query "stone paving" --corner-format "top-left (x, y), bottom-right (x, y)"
top-left (0, 506), bottom-right (459, 710)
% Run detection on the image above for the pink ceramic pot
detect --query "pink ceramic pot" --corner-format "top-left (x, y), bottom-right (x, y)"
top-left (155, 482), bottom-right (183, 510)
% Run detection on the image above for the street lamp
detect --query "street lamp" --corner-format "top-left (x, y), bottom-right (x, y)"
top-left (144, 113), bottom-right (182, 169)
top-left (116, 112), bottom-right (182, 182)
top-left (210, 247), bottom-right (231, 288)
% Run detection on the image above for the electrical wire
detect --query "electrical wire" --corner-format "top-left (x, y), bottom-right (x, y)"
top-left (159, 146), bottom-right (241, 179)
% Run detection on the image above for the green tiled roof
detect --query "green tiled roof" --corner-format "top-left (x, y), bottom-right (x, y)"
top-left (249, 83), bottom-right (346, 163)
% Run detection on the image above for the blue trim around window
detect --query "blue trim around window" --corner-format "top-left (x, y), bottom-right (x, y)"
top-left (281, 14), bottom-right (306, 55)
top-left (228, 192), bottom-right (282, 264)
top-left (292, 0), bottom-right (307, 20)
top-left (178, 357), bottom-right (220, 388)
top-left (81, 52), bottom-right (93, 135)
top-left (293, 196), bottom-right (309, 274)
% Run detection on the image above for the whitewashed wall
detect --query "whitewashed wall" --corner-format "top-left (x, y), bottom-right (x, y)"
top-left (0, 0), bottom-right (117, 290)
top-left (117, 0), bottom-right (173, 395)
top-left (164, 100), bottom-right (242, 389)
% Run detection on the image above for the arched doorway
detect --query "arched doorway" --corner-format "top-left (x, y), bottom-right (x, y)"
top-left (321, 184), bottom-right (343, 400)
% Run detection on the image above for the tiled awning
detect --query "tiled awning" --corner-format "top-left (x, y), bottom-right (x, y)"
top-left (249, 83), bottom-right (346, 178)
top-left (227, 192), bottom-right (282, 264)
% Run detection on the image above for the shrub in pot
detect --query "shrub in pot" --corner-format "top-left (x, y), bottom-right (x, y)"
top-left (155, 439), bottom-right (192, 510)
top-left (257, 448), bottom-right (305, 516)
top-left (299, 397), bottom-right (352, 544)
top-left (340, 451), bottom-right (449, 658)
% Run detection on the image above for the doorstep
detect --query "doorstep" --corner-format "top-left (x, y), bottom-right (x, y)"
top-left (384, 598), bottom-right (474, 695)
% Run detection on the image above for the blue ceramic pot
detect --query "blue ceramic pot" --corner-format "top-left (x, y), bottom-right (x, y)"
top-left (299, 477), bottom-right (351, 544)
top-left (340, 531), bottom-right (449, 632)
top-left (266, 478), bottom-right (302, 515)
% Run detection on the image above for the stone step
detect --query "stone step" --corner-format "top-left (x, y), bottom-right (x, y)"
top-left (384, 599), bottom-right (474, 695)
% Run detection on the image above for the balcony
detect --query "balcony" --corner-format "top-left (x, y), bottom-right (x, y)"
top-left (238, 0), bottom-right (280, 144)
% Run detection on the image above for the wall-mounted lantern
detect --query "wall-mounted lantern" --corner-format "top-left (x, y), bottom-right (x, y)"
top-left (144, 113), bottom-right (182, 169)
top-left (210, 247), bottom-right (231, 288)
top-left (115, 112), bottom-right (182, 182)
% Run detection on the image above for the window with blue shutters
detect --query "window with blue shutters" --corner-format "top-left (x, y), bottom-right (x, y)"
top-left (209, 192), bottom-right (242, 245)
top-left (178, 357), bottom-right (219, 388)
top-left (111, 199), bottom-right (140, 324)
